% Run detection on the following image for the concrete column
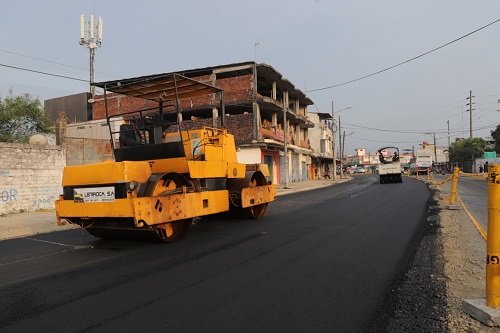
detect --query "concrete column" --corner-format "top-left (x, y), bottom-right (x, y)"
top-left (272, 113), bottom-right (277, 128)
top-left (212, 107), bottom-right (218, 127)
top-left (253, 102), bottom-right (260, 140)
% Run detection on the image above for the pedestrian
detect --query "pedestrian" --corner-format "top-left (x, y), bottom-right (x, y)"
top-left (479, 166), bottom-right (483, 173)
top-left (485, 162), bottom-right (489, 173)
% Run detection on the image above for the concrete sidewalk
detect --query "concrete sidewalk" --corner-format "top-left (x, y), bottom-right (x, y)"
top-left (0, 210), bottom-right (76, 241)
top-left (275, 176), bottom-right (351, 195)
top-left (0, 177), bottom-right (352, 241)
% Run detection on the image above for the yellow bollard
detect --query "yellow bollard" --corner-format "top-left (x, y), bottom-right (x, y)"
top-left (486, 164), bottom-right (500, 308)
top-left (449, 167), bottom-right (459, 205)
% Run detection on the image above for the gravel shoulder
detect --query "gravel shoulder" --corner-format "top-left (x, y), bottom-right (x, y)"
top-left (379, 185), bottom-right (500, 332)
top-left (439, 190), bottom-right (500, 333)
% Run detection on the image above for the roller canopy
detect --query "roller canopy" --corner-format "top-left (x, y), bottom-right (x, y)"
top-left (92, 73), bottom-right (223, 102)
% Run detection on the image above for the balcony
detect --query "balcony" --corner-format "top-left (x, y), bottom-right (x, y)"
top-left (299, 140), bottom-right (311, 149)
top-left (260, 127), bottom-right (292, 144)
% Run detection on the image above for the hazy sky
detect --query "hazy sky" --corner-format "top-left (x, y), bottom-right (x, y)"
top-left (1, 1), bottom-right (500, 154)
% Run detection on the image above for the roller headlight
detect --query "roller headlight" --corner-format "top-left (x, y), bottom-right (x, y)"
top-left (128, 180), bottom-right (139, 191)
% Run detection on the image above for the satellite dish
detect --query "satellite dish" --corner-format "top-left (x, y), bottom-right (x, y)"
top-left (29, 134), bottom-right (48, 145)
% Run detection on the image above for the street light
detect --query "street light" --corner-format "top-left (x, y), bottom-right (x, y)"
top-left (337, 106), bottom-right (353, 114)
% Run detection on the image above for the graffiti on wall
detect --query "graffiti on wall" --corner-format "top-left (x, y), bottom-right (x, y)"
top-left (33, 198), bottom-right (53, 206)
top-left (1, 189), bottom-right (17, 202)
top-left (0, 170), bottom-right (16, 203)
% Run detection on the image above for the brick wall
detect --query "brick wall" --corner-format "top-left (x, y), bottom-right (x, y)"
top-left (93, 94), bottom-right (158, 120)
top-left (165, 113), bottom-right (254, 144)
top-left (0, 143), bottom-right (65, 214)
top-left (217, 74), bottom-right (253, 102)
top-left (92, 73), bottom-right (254, 120)
top-left (225, 113), bottom-right (253, 143)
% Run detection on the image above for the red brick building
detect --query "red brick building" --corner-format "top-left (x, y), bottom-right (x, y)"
top-left (48, 62), bottom-right (315, 184)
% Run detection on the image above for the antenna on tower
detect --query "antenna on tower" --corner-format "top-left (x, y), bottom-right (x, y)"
top-left (79, 14), bottom-right (103, 105)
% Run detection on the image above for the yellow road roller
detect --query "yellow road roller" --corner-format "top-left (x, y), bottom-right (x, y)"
top-left (55, 73), bottom-right (276, 242)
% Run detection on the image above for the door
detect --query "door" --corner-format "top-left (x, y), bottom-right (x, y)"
top-left (264, 155), bottom-right (273, 182)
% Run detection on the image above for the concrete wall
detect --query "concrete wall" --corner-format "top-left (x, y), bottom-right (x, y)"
top-left (307, 112), bottom-right (333, 156)
top-left (0, 143), bottom-right (65, 214)
top-left (237, 147), bottom-right (262, 164)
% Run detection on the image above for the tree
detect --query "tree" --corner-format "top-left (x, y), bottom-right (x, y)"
top-left (449, 137), bottom-right (487, 163)
top-left (491, 124), bottom-right (500, 153)
top-left (0, 90), bottom-right (54, 143)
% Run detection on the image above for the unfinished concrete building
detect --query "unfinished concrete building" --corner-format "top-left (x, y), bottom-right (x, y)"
top-left (47, 62), bottom-right (315, 184)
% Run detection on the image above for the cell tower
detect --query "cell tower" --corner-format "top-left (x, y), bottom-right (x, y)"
top-left (79, 14), bottom-right (103, 102)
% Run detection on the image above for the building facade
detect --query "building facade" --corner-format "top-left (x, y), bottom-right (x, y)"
top-left (307, 112), bottom-right (335, 179)
top-left (46, 62), bottom-right (315, 184)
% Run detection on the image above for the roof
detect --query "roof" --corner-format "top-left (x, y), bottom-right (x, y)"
top-left (92, 73), bottom-right (223, 102)
top-left (93, 61), bottom-right (313, 106)
top-left (316, 112), bottom-right (332, 120)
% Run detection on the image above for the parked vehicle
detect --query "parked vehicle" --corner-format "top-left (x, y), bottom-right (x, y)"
top-left (355, 167), bottom-right (366, 174)
top-left (409, 155), bottom-right (432, 175)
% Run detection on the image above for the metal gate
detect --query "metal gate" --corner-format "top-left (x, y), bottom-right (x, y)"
top-left (292, 153), bottom-right (300, 182)
top-left (280, 155), bottom-right (285, 184)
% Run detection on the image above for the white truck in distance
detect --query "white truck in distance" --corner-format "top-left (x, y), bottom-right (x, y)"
top-left (377, 146), bottom-right (402, 184)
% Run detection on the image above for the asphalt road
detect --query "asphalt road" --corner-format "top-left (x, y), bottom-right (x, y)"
top-left (0, 175), bottom-right (431, 332)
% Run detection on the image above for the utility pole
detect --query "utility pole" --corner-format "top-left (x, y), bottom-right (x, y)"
top-left (283, 105), bottom-right (289, 188)
top-left (425, 132), bottom-right (439, 169)
top-left (466, 90), bottom-right (475, 138)
top-left (254, 41), bottom-right (260, 62)
top-left (331, 101), bottom-right (337, 181)
top-left (466, 90), bottom-right (476, 172)
top-left (433, 132), bottom-right (438, 169)
top-left (368, 150), bottom-right (371, 171)
top-left (342, 130), bottom-right (346, 177)
top-left (447, 120), bottom-right (450, 148)
top-left (338, 116), bottom-right (343, 179)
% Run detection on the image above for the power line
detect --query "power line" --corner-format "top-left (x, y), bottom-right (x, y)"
top-left (0, 63), bottom-right (88, 82)
top-left (344, 122), bottom-right (492, 136)
top-left (343, 123), bottom-right (439, 134)
top-left (0, 48), bottom-right (119, 78)
top-left (307, 18), bottom-right (500, 92)
top-left (0, 49), bottom-right (88, 72)
top-left (349, 135), bottom-right (424, 145)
